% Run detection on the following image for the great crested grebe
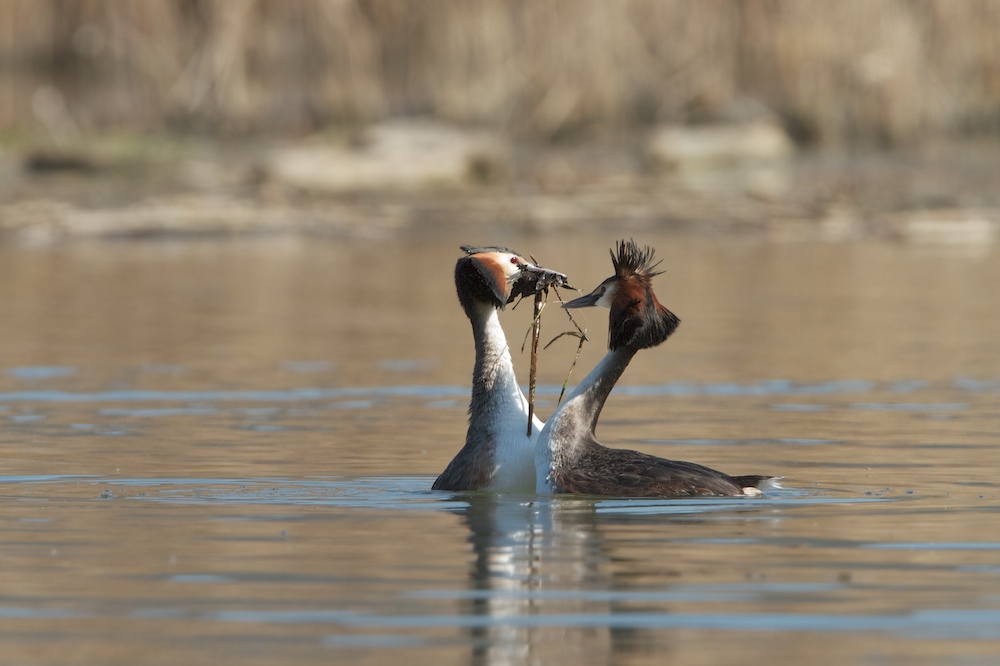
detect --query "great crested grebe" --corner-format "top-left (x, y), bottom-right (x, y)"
top-left (535, 240), bottom-right (770, 497)
top-left (433, 245), bottom-right (569, 492)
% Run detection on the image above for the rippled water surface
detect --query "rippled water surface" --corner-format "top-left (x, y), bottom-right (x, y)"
top-left (1, 233), bottom-right (999, 665)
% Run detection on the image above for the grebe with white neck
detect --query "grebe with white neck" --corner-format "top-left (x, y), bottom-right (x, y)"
top-left (433, 246), bottom-right (569, 492)
top-left (535, 240), bottom-right (770, 497)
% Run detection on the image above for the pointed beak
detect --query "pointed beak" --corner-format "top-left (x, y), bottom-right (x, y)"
top-left (561, 290), bottom-right (602, 309)
top-left (507, 261), bottom-right (570, 303)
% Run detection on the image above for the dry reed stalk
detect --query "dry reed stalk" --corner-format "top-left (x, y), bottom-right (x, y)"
top-left (1, 0), bottom-right (998, 143)
top-left (526, 290), bottom-right (542, 437)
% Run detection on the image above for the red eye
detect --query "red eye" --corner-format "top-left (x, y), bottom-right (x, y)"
top-left (510, 257), bottom-right (518, 265)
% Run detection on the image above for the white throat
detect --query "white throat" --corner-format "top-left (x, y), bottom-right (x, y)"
top-left (472, 307), bottom-right (542, 491)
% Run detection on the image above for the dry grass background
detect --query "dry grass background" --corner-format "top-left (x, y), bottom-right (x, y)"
top-left (1, 0), bottom-right (999, 145)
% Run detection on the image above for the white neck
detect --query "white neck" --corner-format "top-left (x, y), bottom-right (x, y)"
top-left (467, 306), bottom-right (541, 491)
top-left (535, 347), bottom-right (633, 492)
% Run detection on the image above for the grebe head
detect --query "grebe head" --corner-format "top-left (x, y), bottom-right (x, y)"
top-left (563, 239), bottom-right (680, 351)
top-left (456, 245), bottom-right (569, 314)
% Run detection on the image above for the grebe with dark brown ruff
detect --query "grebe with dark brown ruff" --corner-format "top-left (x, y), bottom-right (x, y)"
top-left (535, 240), bottom-right (770, 497)
top-left (433, 246), bottom-right (569, 492)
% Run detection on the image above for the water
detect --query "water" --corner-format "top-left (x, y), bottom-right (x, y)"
top-left (1, 233), bottom-right (999, 665)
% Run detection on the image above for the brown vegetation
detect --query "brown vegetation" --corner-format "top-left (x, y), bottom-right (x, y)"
top-left (1, 0), bottom-right (999, 145)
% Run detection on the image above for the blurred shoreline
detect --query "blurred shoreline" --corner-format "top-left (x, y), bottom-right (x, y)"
top-left (2, 1), bottom-right (1000, 245)
top-left (2, 122), bottom-right (999, 246)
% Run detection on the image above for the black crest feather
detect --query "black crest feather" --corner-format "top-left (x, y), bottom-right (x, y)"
top-left (611, 239), bottom-right (663, 279)
top-left (461, 245), bottom-right (519, 256)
